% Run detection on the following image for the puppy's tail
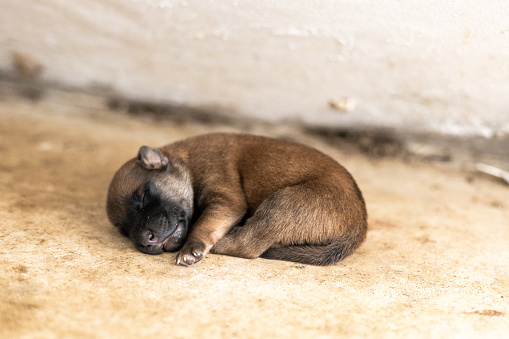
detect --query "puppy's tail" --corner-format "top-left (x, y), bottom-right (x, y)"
top-left (260, 237), bottom-right (364, 266)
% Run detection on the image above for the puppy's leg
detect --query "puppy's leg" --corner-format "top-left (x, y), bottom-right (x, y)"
top-left (175, 204), bottom-right (245, 266)
top-left (210, 212), bottom-right (275, 259)
top-left (211, 181), bottom-right (367, 264)
top-left (210, 185), bottom-right (314, 259)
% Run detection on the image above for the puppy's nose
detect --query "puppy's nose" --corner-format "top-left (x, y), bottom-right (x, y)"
top-left (140, 230), bottom-right (159, 247)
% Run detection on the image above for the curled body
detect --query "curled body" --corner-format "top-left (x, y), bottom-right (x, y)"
top-left (106, 133), bottom-right (367, 266)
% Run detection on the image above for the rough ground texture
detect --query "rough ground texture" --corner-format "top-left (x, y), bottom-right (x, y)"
top-left (1, 95), bottom-right (508, 338)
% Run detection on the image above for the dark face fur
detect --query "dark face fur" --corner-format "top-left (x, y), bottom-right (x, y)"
top-left (106, 146), bottom-right (193, 255)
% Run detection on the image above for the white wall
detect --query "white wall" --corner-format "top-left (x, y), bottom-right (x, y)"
top-left (1, 0), bottom-right (508, 137)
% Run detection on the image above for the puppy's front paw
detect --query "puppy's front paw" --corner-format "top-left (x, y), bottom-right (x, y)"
top-left (175, 242), bottom-right (206, 266)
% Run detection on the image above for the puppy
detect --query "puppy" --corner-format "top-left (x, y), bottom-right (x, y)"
top-left (106, 133), bottom-right (367, 266)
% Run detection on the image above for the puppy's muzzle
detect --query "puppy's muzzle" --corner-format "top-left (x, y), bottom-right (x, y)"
top-left (135, 216), bottom-right (187, 255)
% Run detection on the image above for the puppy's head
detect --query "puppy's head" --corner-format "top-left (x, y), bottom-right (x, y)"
top-left (106, 146), bottom-right (193, 254)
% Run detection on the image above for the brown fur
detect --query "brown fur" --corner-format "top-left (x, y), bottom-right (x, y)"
top-left (106, 133), bottom-right (367, 266)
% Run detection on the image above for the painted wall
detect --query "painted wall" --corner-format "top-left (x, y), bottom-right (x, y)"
top-left (1, 0), bottom-right (508, 137)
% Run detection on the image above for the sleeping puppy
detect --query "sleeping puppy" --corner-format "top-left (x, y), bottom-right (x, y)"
top-left (106, 133), bottom-right (367, 266)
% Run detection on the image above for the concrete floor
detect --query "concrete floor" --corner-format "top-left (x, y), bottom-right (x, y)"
top-left (1, 95), bottom-right (508, 338)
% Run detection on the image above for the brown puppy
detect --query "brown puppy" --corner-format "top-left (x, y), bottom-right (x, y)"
top-left (106, 133), bottom-right (367, 266)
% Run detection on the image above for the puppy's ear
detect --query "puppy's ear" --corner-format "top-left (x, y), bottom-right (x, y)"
top-left (137, 146), bottom-right (169, 170)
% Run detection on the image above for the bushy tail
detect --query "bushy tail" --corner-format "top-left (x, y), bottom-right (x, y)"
top-left (261, 238), bottom-right (362, 266)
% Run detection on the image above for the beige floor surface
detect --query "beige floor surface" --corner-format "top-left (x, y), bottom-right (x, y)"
top-left (0, 95), bottom-right (508, 338)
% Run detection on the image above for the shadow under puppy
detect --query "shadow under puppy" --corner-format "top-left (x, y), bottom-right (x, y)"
top-left (106, 133), bottom-right (367, 266)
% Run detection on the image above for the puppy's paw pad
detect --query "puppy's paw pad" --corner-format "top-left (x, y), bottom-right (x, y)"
top-left (175, 254), bottom-right (196, 266)
top-left (175, 243), bottom-right (205, 266)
